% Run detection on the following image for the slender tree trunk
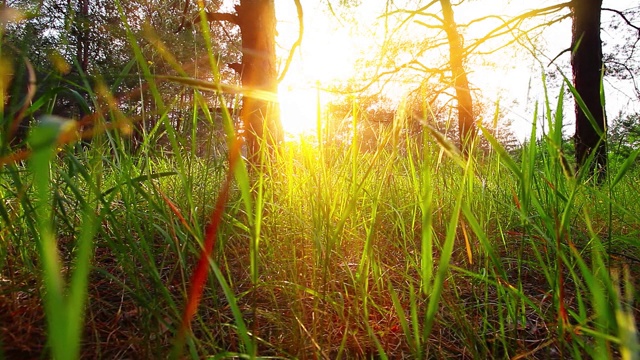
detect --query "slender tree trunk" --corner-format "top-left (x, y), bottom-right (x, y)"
top-left (440, 0), bottom-right (476, 153)
top-left (236, 0), bottom-right (282, 164)
top-left (571, 0), bottom-right (607, 180)
top-left (76, 0), bottom-right (90, 73)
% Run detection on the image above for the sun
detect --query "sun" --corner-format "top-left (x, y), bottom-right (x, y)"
top-left (276, 38), bottom-right (358, 138)
top-left (275, 2), bottom-right (371, 139)
top-left (278, 83), bottom-right (321, 139)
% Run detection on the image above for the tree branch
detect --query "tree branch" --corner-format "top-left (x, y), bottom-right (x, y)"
top-left (278, 0), bottom-right (304, 83)
top-left (381, 0), bottom-right (439, 20)
top-left (176, 11), bottom-right (240, 32)
top-left (379, 0), bottom-right (441, 32)
top-left (175, 0), bottom-right (191, 33)
top-left (463, 4), bottom-right (571, 58)
top-left (415, 20), bottom-right (444, 30)
top-left (605, 59), bottom-right (640, 97)
top-left (602, 7), bottom-right (640, 33)
top-left (201, 12), bottom-right (240, 25)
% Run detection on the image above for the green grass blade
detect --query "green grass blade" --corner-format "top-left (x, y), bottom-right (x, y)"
top-left (478, 122), bottom-right (523, 180)
top-left (563, 77), bottom-right (605, 139)
top-left (209, 257), bottom-right (254, 355)
top-left (28, 116), bottom-right (75, 359)
top-left (611, 146), bottom-right (640, 189)
top-left (422, 157), bottom-right (468, 339)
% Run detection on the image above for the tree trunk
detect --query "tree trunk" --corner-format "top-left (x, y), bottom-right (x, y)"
top-left (571, 0), bottom-right (607, 180)
top-left (236, 0), bottom-right (282, 164)
top-left (440, 0), bottom-right (476, 154)
top-left (76, 0), bottom-right (90, 73)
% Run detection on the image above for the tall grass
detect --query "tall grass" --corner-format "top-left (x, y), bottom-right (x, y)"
top-left (1, 7), bottom-right (639, 360)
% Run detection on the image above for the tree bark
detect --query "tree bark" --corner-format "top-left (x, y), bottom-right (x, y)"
top-left (440, 0), bottom-right (476, 154)
top-left (236, 0), bottom-right (282, 164)
top-left (571, 0), bottom-right (607, 180)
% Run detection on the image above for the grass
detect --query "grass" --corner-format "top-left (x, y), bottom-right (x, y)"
top-left (2, 96), bottom-right (639, 358)
top-left (1, 9), bottom-right (639, 359)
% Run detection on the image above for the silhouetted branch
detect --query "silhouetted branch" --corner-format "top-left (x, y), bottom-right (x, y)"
top-left (177, 11), bottom-right (240, 32)
top-left (605, 59), bottom-right (640, 97)
top-left (548, 48), bottom-right (571, 67)
top-left (175, 0), bottom-right (191, 33)
top-left (201, 12), bottom-right (239, 25)
top-left (382, 0), bottom-right (439, 20)
top-left (603, 7), bottom-right (640, 32)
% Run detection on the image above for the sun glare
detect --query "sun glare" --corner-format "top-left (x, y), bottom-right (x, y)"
top-left (276, 2), bottom-right (369, 139)
top-left (278, 84), bottom-right (320, 139)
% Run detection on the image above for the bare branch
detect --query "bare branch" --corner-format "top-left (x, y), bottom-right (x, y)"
top-left (548, 48), bottom-right (572, 67)
top-left (462, 14), bottom-right (508, 29)
top-left (463, 3), bottom-right (571, 58)
top-left (201, 12), bottom-right (239, 25)
top-left (380, 0), bottom-right (439, 20)
top-left (379, 0), bottom-right (441, 33)
top-left (175, 0), bottom-right (191, 33)
top-left (415, 19), bottom-right (444, 30)
top-left (278, 0), bottom-right (304, 83)
top-left (603, 7), bottom-right (640, 32)
top-left (605, 59), bottom-right (640, 97)
top-left (176, 11), bottom-right (240, 31)
top-left (327, 59), bottom-right (447, 95)
top-left (471, 14), bottom-right (572, 59)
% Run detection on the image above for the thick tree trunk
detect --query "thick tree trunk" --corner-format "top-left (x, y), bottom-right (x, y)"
top-left (440, 0), bottom-right (476, 153)
top-left (236, 0), bottom-right (282, 164)
top-left (571, 0), bottom-right (607, 180)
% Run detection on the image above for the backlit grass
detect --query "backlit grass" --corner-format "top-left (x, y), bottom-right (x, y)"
top-left (0, 6), bottom-right (638, 359)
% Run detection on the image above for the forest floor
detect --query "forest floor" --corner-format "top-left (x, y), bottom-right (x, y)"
top-left (2, 227), bottom-right (639, 359)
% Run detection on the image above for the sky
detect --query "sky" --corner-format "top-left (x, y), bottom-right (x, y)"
top-left (271, 0), bottom-right (640, 141)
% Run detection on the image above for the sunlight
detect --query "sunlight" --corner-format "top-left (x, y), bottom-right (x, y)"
top-left (273, 0), bottom-right (629, 142)
top-left (273, 0), bottom-right (565, 142)
top-left (278, 84), bottom-right (320, 139)
top-left (275, 1), bottom-right (373, 138)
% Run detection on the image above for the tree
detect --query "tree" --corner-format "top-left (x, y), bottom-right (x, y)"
top-left (439, 0), bottom-right (476, 154)
top-left (571, 0), bottom-right (607, 180)
top-left (74, 0), bottom-right (90, 73)
top-left (3, 0), bottom-right (241, 152)
top-left (234, 0), bottom-right (282, 163)
top-left (198, 0), bottom-right (283, 165)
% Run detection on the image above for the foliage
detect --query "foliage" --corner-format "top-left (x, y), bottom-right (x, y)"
top-left (610, 112), bottom-right (640, 163)
top-left (1, 0), bottom-right (239, 151)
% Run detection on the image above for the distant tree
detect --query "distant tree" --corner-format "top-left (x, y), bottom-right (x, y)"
top-left (3, 0), bottom-right (240, 150)
top-left (609, 112), bottom-right (640, 162)
top-left (74, 0), bottom-right (90, 73)
top-left (1, 0), bottom-right (122, 144)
